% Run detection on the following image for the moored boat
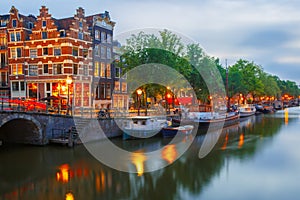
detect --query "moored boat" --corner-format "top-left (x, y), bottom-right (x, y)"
top-left (182, 111), bottom-right (240, 129)
top-left (122, 116), bottom-right (167, 140)
top-left (161, 125), bottom-right (194, 138)
top-left (238, 104), bottom-right (256, 117)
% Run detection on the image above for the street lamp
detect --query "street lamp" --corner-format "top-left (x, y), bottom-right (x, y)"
top-left (137, 89), bottom-right (142, 116)
top-left (66, 76), bottom-right (72, 115)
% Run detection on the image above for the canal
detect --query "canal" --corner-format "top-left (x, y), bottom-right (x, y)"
top-left (1, 107), bottom-right (300, 200)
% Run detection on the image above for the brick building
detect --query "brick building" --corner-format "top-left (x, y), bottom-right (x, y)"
top-left (0, 5), bottom-right (128, 112)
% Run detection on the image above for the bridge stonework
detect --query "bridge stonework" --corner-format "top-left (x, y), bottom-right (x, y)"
top-left (0, 111), bottom-right (122, 145)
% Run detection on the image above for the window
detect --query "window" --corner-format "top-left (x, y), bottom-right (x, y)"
top-left (30, 49), bottom-right (37, 58)
top-left (107, 34), bottom-right (112, 43)
top-left (78, 32), bottom-right (83, 40)
top-left (106, 64), bottom-right (111, 78)
top-left (73, 64), bottom-right (78, 75)
top-left (95, 30), bottom-right (100, 40)
top-left (11, 48), bottom-right (16, 58)
top-left (101, 46), bottom-right (106, 59)
top-left (12, 19), bottom-right (17, 28)
top-left (43, 64), bottom-right (48, 74)
top-left (79, 21), bottom-right (83, 28)
top-left (106, 83), bottom-right (111, 99)
top-left (94, 62), bottom-right (99, 76)
top-left (114, 81), bottom-right (120, 91)
top-left (28, 22), bottom-right (33, 29)
top-left (10, 32), bottom-right (21, 42)
top-left (43, 48), bottom-right (48, 55)
top-left (42, 31), bottom-right (47, 39)
top-left (29, 65), bottom-right (38, 76)
top-left (122, 82), bottom-right (127, 93)
top-left (72, 47), bottom-right (78, 56)
top-left (20, 81), bottom-right (25, 91)
top-left (94, 45), bottom-right (99, 56)
top-left (16, 32), bottom-right (21, 41)
top-left (12, 82), bottom-right (19, 91)
top-left (53, 64), bottom-right (62, 74)
top-left (83, 48), bottom-right (88, 58)
top-left (11, 48), bottom-right (22, 58)
top-left (16, 48), bottom-right (22, 57)
top-left (107, 47), bottom-right (111, 59)
top-left (54, 47), bottom-right (61, 56)
top-left (42, 20), bottom-right (46, 27)
top-left (60, 30), bottom-right (65, 37)
top-left (115, 67), bottom-right (120, 78)
top-left (83, 65), bottom-right (88, 76)
top-left (11, 64), bottom-right (23, 75)
top-left (100, 62), bottom-right (105, 77)
top-left (101, 32), bottom-right (106, 43)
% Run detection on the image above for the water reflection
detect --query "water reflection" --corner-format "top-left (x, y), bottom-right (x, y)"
top-left (1, 109), bottom-right (300, 199)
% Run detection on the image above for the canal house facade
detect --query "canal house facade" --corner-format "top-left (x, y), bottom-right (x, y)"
top-left (0, 5), bottom-right (128, 112)
top-left (0, 14), bottom-right (9, 97)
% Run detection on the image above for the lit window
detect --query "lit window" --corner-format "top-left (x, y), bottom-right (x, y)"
top-left (100, 62), bottom-right (105, 77)
top-left (94, 62), bottom-right (99, 76)
top-left (114, 81), bottom-right (120, 91)
top-left (106, 64), bottom-right (111, 78)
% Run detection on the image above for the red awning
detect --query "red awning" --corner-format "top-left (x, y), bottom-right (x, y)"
top-left (177, 97), bottom-right (193, 105)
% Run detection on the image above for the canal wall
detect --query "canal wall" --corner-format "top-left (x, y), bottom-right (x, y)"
top-left (0, 111), bottom-right (122, 145)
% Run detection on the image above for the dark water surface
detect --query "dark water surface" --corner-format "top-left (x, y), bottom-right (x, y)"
top-left (1, 107), bottom-right (300, 200)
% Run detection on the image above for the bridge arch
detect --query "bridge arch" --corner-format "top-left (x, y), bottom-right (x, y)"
top-left (0, 113), bottom-right (44, 145)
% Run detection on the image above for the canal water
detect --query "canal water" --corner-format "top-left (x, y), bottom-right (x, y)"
top-left (1, 107), bottom-right (300, 200)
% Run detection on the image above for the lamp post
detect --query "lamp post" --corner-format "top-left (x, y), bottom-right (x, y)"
top-left (66, 76), bottom-right (72, 115)
top-left (137, 89), bottom-right (142, 116)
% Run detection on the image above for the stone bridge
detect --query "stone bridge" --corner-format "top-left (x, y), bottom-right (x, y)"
top-left (0, 111), bottom-right (122, 145)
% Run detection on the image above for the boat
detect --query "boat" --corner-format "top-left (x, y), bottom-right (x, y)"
top-left (161, 125), bottom-right (194, 138)
top-left (182, 111), bottom-right (240, 129)
top-left (238, 104), bottom-right (256, 117)
top-left (122, 116), bottom-right (167, 140)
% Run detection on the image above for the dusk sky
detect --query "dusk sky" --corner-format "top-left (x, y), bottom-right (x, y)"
top-left (1, 0), bottom-right (300, 84)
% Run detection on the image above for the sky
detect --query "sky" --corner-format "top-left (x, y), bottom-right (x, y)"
top-left (1, 0), bottom-right (300, 84)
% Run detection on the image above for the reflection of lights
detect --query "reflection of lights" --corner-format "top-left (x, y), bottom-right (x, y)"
top-left (65, 192), bottom-right (74, 200)
top-left (161, 144), bottom-right (178, 164)
top-left (95, 170), bottom-right (106, 192)
top-left (238, 133), bottom-right (244, 148)
top-left (284, 108), bottom-right (289, 125)
top-left (221, 133), bottom-right (229, 150)
top-left (131, 152), bottom-right (146, 176)
top-left (56, 164), bottom-right (70, 183)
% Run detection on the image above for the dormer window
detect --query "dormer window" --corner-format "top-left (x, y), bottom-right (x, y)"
top-left (60, 30), bottom-right (65, 37)
top-left (42, 20), bottom-right (46, 27)
top-left (12, 19), bottom-right (17, 28)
